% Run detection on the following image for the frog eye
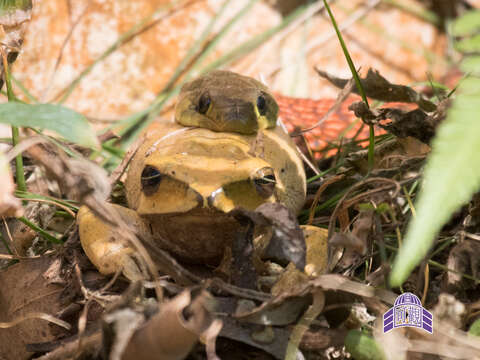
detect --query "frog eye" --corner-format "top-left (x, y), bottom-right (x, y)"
top-left (141, 165), bottom-right (163, 196)
top-left (252, 167), bottom-right (276, 198)
top-left (257, 94), bottom-right (267, 116)
top-left (198, 93), bottom-right (211, 114)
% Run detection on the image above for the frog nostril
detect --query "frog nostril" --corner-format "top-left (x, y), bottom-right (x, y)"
top-left (141, 165), bottom-right (163, 196)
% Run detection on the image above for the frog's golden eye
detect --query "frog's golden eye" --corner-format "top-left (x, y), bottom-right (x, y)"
top-left (257, 94), bottom-right (267, 116)
top-left (252, 167), bottom-right (276, 198)
top-left (197, 93), bottom-right (211, 114)
top-left (141, 165), bottom-right (163, 196)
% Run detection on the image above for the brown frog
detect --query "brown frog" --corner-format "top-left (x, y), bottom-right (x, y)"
top-left (78, 71), bottom-right (325, 280)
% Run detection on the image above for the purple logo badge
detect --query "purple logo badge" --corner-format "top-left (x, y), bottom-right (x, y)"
top-left (383, 292), bottom-right (432, 334)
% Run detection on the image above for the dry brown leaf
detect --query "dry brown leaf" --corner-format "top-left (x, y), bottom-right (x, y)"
top-left (316, 67), bottom-right (436, 112)
top-left (0, 256), bottom-right (68, 360)
top-left (117, 289), bottom-right (217, 360)
top-left (231, 203), bottom-right (306, 270)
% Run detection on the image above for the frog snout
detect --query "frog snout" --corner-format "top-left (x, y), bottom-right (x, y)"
top-left (213, 100), bottom-right (257, 133)
top-left (224, 102), bottom-right (255, 123)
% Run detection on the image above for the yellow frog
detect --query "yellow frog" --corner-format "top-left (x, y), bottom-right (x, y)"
top-left (78, 71), bottom-right (325, 280)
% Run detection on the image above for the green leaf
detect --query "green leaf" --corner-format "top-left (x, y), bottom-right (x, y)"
top-left (456, 34), bottom-right (480, 53)
top-left (451, 9), bottom-right (480, 37)
top-left (460, 55), bottom-right (480, 76)
top-left (390, 77), bottom-right (480, 287)
top-left (0, 103), bottom-right (98, 148)
top-left (344, 330), bottom-right (385, 360)
top-left (0, 0), bottom-right (31, 12)
top-left (469, 319), bottom-right (480, 336)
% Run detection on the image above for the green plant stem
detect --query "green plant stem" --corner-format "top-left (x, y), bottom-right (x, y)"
top-left (10, 126), bottom-right (25, 191)
top-left (322, 0), bottom-right (375, 172)
top-left (2, 52), bottom-right (26, 193)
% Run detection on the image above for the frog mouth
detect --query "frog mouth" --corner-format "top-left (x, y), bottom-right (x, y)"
top-left (144, 206), bottom-right (244, 264)
top-left (145, 205), bottom-right (235, 220)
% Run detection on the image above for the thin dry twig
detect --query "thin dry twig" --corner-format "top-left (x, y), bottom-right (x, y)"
top-left (0, 312), bottom-right (71, 330)
top-left (307, 174), bottom-right (345, 225)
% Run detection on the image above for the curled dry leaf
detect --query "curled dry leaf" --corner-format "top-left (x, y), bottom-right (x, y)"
top-left (230, 202), bottom-right (306, 270)
top-left (0, 153), bottom-right (23, 217)
top-left (316, 67), bottom-right (437, 112)
top-left (349, 100), bottom-right (447, 144)
top-left (116, 289), bottom-right (217, 360)
top-left (329, 210), bottom-right (374, 273)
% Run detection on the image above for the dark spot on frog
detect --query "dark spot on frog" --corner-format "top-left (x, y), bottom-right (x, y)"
top-left (281, 168), bottom-right (285, 173)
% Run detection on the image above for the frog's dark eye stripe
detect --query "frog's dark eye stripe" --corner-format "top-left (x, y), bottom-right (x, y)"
top-left (198, 93), bottom-right (211, 114)
top-left (141, 165), bottom-right (163, 196)
top-left (257, 94), bottom-right (267, 116)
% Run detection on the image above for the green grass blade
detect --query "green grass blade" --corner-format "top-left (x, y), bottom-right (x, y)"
top-left (322, 0), bottom-right (375, 171)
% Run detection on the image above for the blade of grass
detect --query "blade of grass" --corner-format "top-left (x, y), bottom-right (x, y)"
top-left (322, 0), bottom-right (374, 171)
top-left (18, 216), bottom-right (61, 244)
top-left (15, 190), bottom-right (79, 211)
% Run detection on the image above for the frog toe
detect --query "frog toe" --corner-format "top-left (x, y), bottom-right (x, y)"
top-left (301, 225), bottom-right (328, 277)
top-left (77, 205), bottom-right (145, 281)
